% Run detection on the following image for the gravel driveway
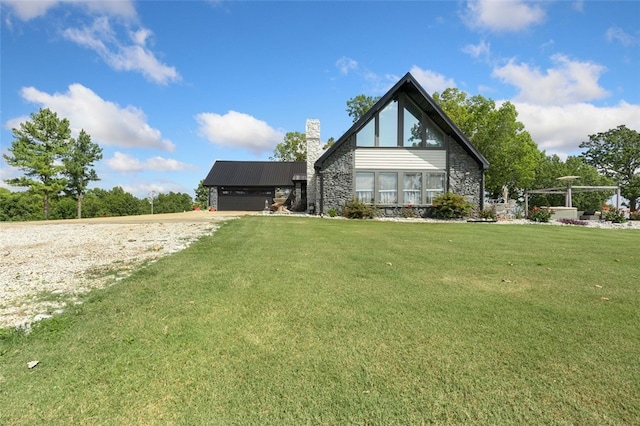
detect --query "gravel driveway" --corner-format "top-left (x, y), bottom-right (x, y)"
top-left (0, 211), bottom-right (248, 330)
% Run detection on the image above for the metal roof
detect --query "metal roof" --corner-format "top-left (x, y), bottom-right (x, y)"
top-left (315, 72), bottom-right (489, 170)
top-left (203, 161), bottom-right (306, 187)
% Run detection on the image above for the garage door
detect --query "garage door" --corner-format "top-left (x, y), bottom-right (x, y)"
top-left (217, 187), bottom-right (274, 211)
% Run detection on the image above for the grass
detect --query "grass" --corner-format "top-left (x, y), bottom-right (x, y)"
top-left (1, 217), bottom-right (639, 424)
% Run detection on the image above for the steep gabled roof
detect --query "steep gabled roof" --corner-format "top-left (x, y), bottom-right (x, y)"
top-left (315, 72), bottom-right (489, 170)
top-left (203, 161), bottom-right (306, 187)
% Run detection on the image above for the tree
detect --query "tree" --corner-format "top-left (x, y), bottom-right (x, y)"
top-left (346, 94), bottom-right (380, 123)
top-left (64, 129), bottom-right (103, 219)
top-left (323, 136), bottom-right (335, 150)
top-left (433, 88), bottom-right (542, 199)
top-left (194, 179), bottom-right (209, 208)
top-left (270, 131), bottom-right (306, 161)
top-left (579, 125), bottom-right (640, 211)
top-left (3, 108), bottom-right (72, 219)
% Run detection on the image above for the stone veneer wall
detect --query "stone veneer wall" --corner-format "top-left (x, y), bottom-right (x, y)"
top-left (306, 119), bottom-right (321, 212)
top-left (317, 135), bottom-right (483, 216)
top-left (447, 138), bottom-right (483, 209)
top-left (317, 135), bottom-right (355, 214)
top-left (208, 186), bottom-right (218, 210)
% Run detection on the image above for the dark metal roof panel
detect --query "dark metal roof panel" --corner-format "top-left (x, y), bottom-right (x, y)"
top-left (203, 161), bottom-right (305, 187)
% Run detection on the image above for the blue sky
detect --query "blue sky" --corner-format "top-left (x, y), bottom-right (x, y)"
top-left (2, 0), bottom-right (639, 198)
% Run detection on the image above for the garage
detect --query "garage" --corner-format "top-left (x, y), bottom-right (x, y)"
top-left (203, 161), bottom-right (306, 211)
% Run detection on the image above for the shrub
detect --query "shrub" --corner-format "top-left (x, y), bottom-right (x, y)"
top-left (629, 210), bottom-right (640, 221)
top-left (557, 218), bottom-right (589, 226)
top-left (431, 192), bottom-right (473, 219)
top-left (602, 208), bottom-right (627, 223)
top-left (529, 206), bottom-right (551, 223)
top-left (327, 207), bottom-right (337, 217)
top-left (342, 200), bottom-right (377, 219)
top-left (400, 205), bottom-right (417, 218)
top-left (477, 206), bottom-right (497, 220)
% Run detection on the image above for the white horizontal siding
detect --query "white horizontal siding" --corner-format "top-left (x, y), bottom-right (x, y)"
top-left (355, 149), bottom-right (446, 170)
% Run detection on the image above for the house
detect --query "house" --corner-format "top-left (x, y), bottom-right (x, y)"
top-left (204, 72), bottom-right (488, 216)
top-left (310, 72), bottom-right (488, 216)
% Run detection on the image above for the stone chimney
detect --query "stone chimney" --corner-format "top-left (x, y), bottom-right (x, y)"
top-left (305, 119), bottom-right (320, 213)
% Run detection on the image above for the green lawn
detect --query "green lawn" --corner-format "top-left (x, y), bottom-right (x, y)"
top-left (1, 217), bottom-right (639, 424)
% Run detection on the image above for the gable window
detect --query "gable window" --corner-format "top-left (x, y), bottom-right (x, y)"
top-left (356, 119), bottom-right (375, 146)
top-left (378, 100), bottom-right (398, 147)
top-left (355, 94), bottom-right (444, 148)
top-left (403, 103), bottom-right (422, 147)
top-left (424, 120), bottom-right (444, 147)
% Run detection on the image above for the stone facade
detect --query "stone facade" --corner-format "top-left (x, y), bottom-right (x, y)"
top-left (447, 138), bottom-right (483, 208)
top-left (305, 119), bottom-right (320, 212)
top-left (315, 136), bottom-right (484, 216)
top-left (317, 135), bottom-right (355, 214)
top-left (208, 186), bottom-right (218, 210)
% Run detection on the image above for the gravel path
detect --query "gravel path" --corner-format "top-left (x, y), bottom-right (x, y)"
top-left (0, 212), bottom-right (243, 330)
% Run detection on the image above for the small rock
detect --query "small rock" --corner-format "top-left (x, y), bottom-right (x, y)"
top-left (27, 360), bottom-right (39, 369)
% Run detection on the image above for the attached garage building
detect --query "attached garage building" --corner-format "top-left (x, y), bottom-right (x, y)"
top-left (203, 161), bottom-right (306, 211)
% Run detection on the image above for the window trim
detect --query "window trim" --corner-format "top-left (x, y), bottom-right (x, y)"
top-left (354, 170), bottom-right (446, 206)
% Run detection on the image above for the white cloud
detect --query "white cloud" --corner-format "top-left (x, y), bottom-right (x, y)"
top-left (17, 83), bottom-right (175, 151)
top-left (63, 17), bottom-right (180, 85)
top-left (409, 66), bottom-right (456, 94)
top-left (336, 57), bottom-right (358, 75)
top-left (509, 100), bottom-right (640, 157)
top-left (121, 181), bottom-right (189, 199)
top-left (106, 152), bottom-right (144, 172)
top-left (606, 27), bottom-right (638, 47)
top-left (462, 40), bottom-right (491, 60)
top-left (492, 54), bottom-right (609, 105)
top-left (463, 0), bottom-right (545, 32)
top-left (1, 0), bottom-right (136, 21)
top-left (195, 111), bottom-right (284, 155)
top-left (106, 152), bottom-right (196, 173)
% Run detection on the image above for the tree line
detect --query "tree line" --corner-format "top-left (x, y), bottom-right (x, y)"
top-left (2, 108), bottom-right (198, 222)
top-left (0, 186), bottom-right (195, 222)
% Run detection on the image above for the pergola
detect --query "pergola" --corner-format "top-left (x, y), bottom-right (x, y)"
top-left (524, 176), bottom-right (620, 214)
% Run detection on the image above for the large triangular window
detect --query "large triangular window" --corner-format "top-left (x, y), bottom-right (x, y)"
top-left (356, 94), bottom-right (444, 148)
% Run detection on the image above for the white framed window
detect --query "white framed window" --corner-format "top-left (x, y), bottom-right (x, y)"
top-left (403, 172), bottom-right (422, 205)
top-left (425, 173), bottom-right (445, 204)
top-left (355, 172), bottom-right (374, 203)
top-left (378, 172), bottom-right (398, 204)
top-left (355, 171), bottom-right (445, 205)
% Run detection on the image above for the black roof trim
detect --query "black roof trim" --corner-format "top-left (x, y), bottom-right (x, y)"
top-left (203, 161), bottom-right (306, 187)
top-left (315, 72), bottom-right (489, 170)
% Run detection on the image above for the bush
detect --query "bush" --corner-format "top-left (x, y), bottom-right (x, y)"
top-left (477, 206), bottom-right (497, 220)
top-left (602, 208), bottom-right (627, 223)
top-left (342, 200), bottom-right (377, 219)
top-left (327, 207), bottom-right (337, 217)
top-left (431, 192), bottom-right (473, 219)
top-left (529, 206), bottom-right (551, 223)
top-left (400, 206), bottom-right (417, 218)
top-left (629, 210), bottom-right (640, 221)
